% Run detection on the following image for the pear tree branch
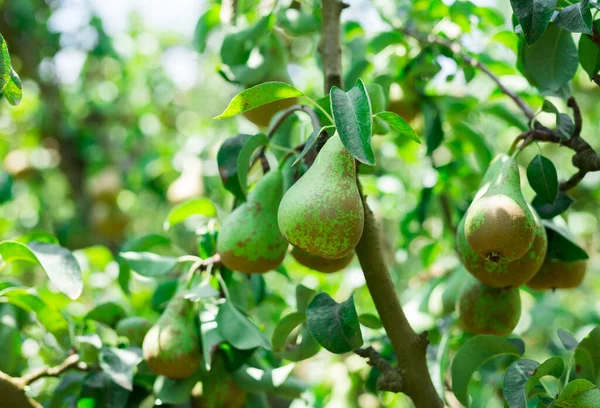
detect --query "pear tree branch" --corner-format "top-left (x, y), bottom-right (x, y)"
top-left (18, 354), bottom-right (89, 386)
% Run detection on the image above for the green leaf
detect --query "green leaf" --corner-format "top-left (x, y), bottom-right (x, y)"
top-left (557, 329), bottom-right (579, 350)
top-left (0, 34), bottom-right (11, 93)
top-left (510, 0), bottom-right (556, 44)
top-left (85, 302), bottom-right (127, 328)
top-left (554, 0), bottom-right (593, 34)
top-left (368, 31), bottom-right (404, 53)
top-left (0, 287), bottom-right (70, 349)
top-left (119, 252), bottom-right (178, 277)
top-left (541, 100), bottom-right (575, 139)
top-left (423, 102), bottom-right (444, 155)
top-left (164, 197), bottom-right (217, 230)
top-left (193, 5), bottom-right (220, 53)
top-left (98, 347), bottom-right (142, 391)
top-left (374, 112), bottom-right (421, 144)
top-left (451, 335), bottom-right (523, 407)
top-left (575, 327), bottom-right (600, 383)
top-left (543, 221), bottom-right (589, 261)
top-left (343, 59), bottom-right (371, 91)
top-left (279, 9), bottom-right (320, 36)
top-left (552, 379), bottom-right (600, 407)
top-left (527, 155), bottom-right (559, 204)
top-left (578, 21), bottom-right (600, 78)
top-left (214, 82), bottom-right (303, 120)
top-left (154, 371), bottom-right (203, 404)
top-left (519, 24), bottom-right (578, 94)
top-left (216, 301), bottom-right (271, 350)
top-left (306, 293), bottom-right (363, 354)
top-left (199, 320), bottom-right (224, 371)
top-left (295, 285), bottom-right (316, 314)
top-left (183, 278), bottom-right (219, 302)
top-left (503, 359), bottom-right (540, 408)
top-left (532, 191), bottom-right (574, 219)
top-left (272, 312), bottom-right (306, 352)
top-left (330, 79), bottom-right (375, 165)
top-left (527, 356), bottom-right (564, 393)
top-left (358, 313), bottom-right (383, 329)
top-left (0, 241), bottom-right (83, 300)
top-left (232, 364), bottom-right (307, 399)
top-left (16, 231), bottom-right (59, 245)
top-left (2, 68), bottom-right (22, 106)
top-left (455, 122), bottom-right (493, 172)
top-left (280, 325), bottom-right (321, 362)
top-left (292, 125), bottom-right (336, 166)
top-left (118, 234), bottom-right (171, 294)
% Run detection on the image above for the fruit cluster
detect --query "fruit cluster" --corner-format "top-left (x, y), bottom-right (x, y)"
top-left (456, 154), bottom-right (587, 336)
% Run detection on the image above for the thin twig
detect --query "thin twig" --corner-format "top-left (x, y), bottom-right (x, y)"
top-left (20, 354), bottom-right (89, 386)
top-left (355, 347), bottom-right (405, 392)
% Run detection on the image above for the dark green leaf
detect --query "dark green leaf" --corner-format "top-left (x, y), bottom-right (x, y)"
top-left (503, 359), bottom-right (540, 408)
top-left (120, 252), bottom-right (178, 277)
top-left (533, 191), bottom-right (574, 219)
top-left (519, 24), bottom-right (578, 94)
top-left (330, 79), bottom-right (375, 165)
top-left (99, 347), bottom-right (142, 391)
top-left (527, 155), bottom-right (559, 203)
top-left (306, 293), bottom-right (363, 354)
top-left (374, 111), bottom-right (421, 144)
top-left (272, 312), bottom-right (306, 352)
top-left (369, 31), bottom-right (404, 53)
top-left (216, 301), bottom-right (271, 350)
top-left (455, 122), bottom-right (492, 172)
top-left (578, 21), bottom-right (600, 78)
top-left (424, 103), bottom-right (444, 155)
top-left (279, 9), bottom-right (320, 36)
top-left (296, 285), bottom-right (316, 313)
top-left (193, 5), bottom-right (220, 53)
top-left (575, 326), bottom-right (600, 383)
top-left (510, 0), bottom-right (556, 44)
top-left (358, 314), bottom-right (383, 329)
top-left (543, 221), bottom-right (589, 261)
top-left (214, 82), bottom-right (303, 120)
top-left (527, 356), bottom-right (564, 392)
top-left (292, 125), bottom-right (335, 166)
top-left (343, 59), bottom-right (371, 91)
top-left (451, 335), bottom-right (523, 407)
top-left (557, 329), bottom-right (579, 350)
top-left (0, 241), bottom-right (83, 300)
top-left (552, 379), bottom-right (600, 407)
top-left (151, 280), bottom-right (178, 312)
top-left (0, 34), bottom-right (11, 92)
top-left (118, 234), bottom-right (171, 294)
top-left (2, 68), bottom-right (22, 106)
top-left (554, 0), bottom-right (593, 34)
top-left (280, 325), bottom-right (321, 362)
top-left (85, 302), bottom-right (127, 328)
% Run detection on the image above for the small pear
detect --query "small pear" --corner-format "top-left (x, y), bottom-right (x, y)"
top-left (527, 256), bottom-right (587, 290)
top-left (116, 316), bottom-right (153, 347)
top-left (457, 204), bottom-right (547, 288)
top-left (278, 135), bottom-right (364, 259)
top-left (291, 247), bottom-right (354, 273)
top-left (142, 295), bottom-right (202, 379)
top-left (217, 170), bottom-right (288, 273)
top-left (458, 279), bottom-right (521, 336)
top-left (464, 154), bottom-right (536, 263)
top-left (191, 353), bottom-right (247, 408)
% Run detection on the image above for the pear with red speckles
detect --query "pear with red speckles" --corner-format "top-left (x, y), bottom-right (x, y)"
top-left (278, 134), bottom-right (364, 259)
top-left (217, 170), bottom-right (288, 273)
top-left (291, 247), bottom-right (354, 273)
top-left (142, 295), bottom-right (201, 379)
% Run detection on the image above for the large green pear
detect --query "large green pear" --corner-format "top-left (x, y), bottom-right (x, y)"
top-left (457, 278), bottom-right (521, 336)
top-left (142, 295), bottom-right (202, 379)
top-left (457, 204), bottom-right (547, 288)
top-left (116, 316), bottom-right (153, 347)
top-left (464, 154), bottom-right (536, 263)
top-left (217, 170), bottom-right (288, 273)
top-left (278, 134), bottom-right (364, 259)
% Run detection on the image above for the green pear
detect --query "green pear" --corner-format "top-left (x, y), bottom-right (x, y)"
top-left (278, 134), bottom-right (364, 259)
top-left (457, 204), bottom-right (547, 288)
top-left (464, 154), bottom-right (536, 263)
top-left (217, 170), bottom-right (288, 273)
top-left (291, 246), bottom-right (354, 273)
top-left (457, 278), bottom-right (521, 336)
top-left (116, 316), bottom-right (153, 347)
top-left (142, 295), bottom-right (202, 379)
top-left (191, 353), bottom-right (247, 408)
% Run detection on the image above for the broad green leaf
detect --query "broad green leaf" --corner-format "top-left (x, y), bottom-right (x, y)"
top-left (503, 359), bottom-right (540, 408)
top-left (292, 125), bottom-right (335, 166)
top-left (575, 326), bottom-right (600, 383)
top-left (483, 104), bottom-right (529, 131)
top-left (79, 372), bottom-right (130, 407)
top-left (510, 0), bottom-right (556, 44)
top-left (184, 278), bottom-right (219, 302)
top-left (552, 379), bottom-right (600, 407)
top-left (272, 312), bottom-right (306, 352)
top-left (193, 5), bottom-right (220, 53)
top-left (85, 302), bottom-right (127, 328)
top-left (557, 329), bottom-right (579, 350)
top-left (374, 111), bottom-right (421, 144)
top-left (358, 313), bottom-right (383, 329)
top-left (0, 241), bottom-right (83, 300)
top-left (451, 335), bottom-right (523, 407)
top-left (527, 356), bottom-right (564, 392)
top-left (343, 59), bottom-right (370, 91)
top-left (0, 304), bottom-right (21, 374)
top-left (0, 34), bottom-right (10, 92)
top-left (99, 347), bottom-right (142, 391)
top-left (280, 325), bottom-right (321, 362)
top-left (578, 21), bottom-right (600, 78)
top-left (216, 301), bottom-right (271, 350)
top-left (330, 79), bottom-right (375, 165)
top-left (519, 24), bottom-right (578, 94)
top-left (541, 99), bottom-right (575, 138)
top-left (236, 133), bottom-right (269, 197)
top-left (120, 252), bottom-right (178, 277)
top-left (527, 155), bottom-right (558, 204)
top-left (279, 9), bottom-right (320, 36)
top-left (295, 285), bottom-right (316, 313)
top-left (214, 82), bottom-right (303, 120)
top-left (0, 287), bottom-right (70, 349)
top-left (306, 293), bottom-right (363, 354)
top-left (16, 231), bottom-right (59, 245)
top-left (554, 0), bottom-right (593, 34)
top-left (164, 197), bottom-right (217, 230)
top-left (118, 234), bottom-right (171, 294)
top-left (151, 280), bottom-right (178, 312)
top-left (543, 221), bottom-right (589, 261)
top-left (2, 68), bottom-right (22, 106)
top-left (219, 15), bottom-right (274, 67)
top-left (532, 191), bottom-right (574, 219)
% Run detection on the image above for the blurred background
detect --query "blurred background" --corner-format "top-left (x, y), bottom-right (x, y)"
top-left (1, 0), bottom-right (599, 407)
